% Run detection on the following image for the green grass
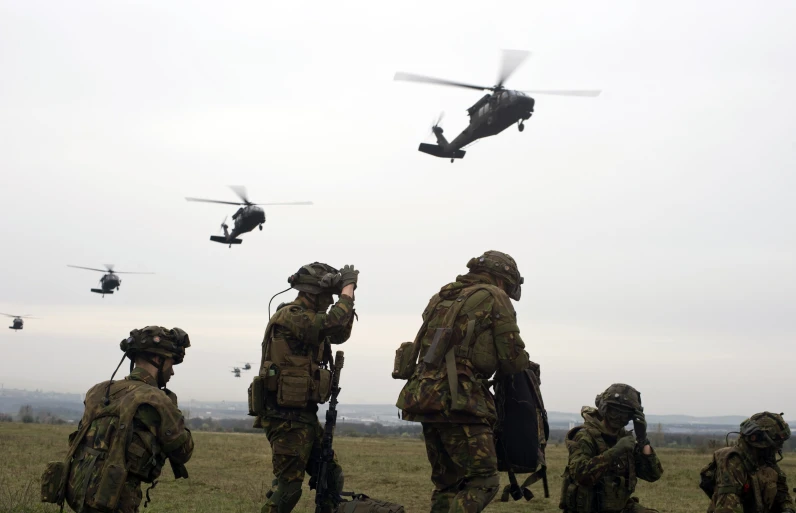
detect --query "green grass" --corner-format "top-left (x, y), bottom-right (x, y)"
top-left (2, 422), bottom-right (795, 512)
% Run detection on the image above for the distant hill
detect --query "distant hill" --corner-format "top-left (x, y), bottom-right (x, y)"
top-left (0, 388), bottom-right (769, 433)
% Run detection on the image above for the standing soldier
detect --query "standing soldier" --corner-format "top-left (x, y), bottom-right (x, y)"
top-left (41, 326), bottom-right (194, 513)
top-left (395, 250), bottom-right (531, 513)
top-left (559, 384), bottom-right (663, 513)
top-left (252, 262), bottom-right (358, 513)
top-left (701, 412), bottom-right (794, 513)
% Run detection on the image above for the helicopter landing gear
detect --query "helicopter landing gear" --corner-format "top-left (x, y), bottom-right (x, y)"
top-left (259, 224), bottom-right (263, 231)
top-left (451, 158), bottom-right (454, 163)
top-left (518, 122), bottom-right (525, 132)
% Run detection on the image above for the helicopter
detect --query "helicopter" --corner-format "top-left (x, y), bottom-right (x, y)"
top-left (394, 49), bottom-right (601, 162)
top-left (2, 313), bottom-right (36, 331)
top-left (231, 367), bottom-right (242, 378)
top-left (67, 264), bottom-right (154, 298)
top-left (239, 362), bottom-right (252, 371)
top-left (186, 186), bottom-right (313, 248)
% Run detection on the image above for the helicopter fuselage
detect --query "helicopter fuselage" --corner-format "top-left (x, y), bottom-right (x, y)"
top-left (9, 318), bottom-right (23, 330)
top-left (420, 89), bottom-right (535, 160)
top-left (229, 206), bottom-right (266, 238)
top-left (91, 273), bottom-right (121, 296)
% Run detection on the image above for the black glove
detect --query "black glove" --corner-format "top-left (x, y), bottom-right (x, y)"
top-left (339, 265), bottom-right (359, 290)
top-left (606, 435), bottom-right (636, 460)
top-left (633, 410), bottom-right (648, 445)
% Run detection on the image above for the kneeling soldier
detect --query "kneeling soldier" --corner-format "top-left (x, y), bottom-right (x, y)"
top-left (702, 412), bottom-right (794, 513)
top-left (42, 326), bottom-right (194, 513)
top-left (560, 384), bottom-right (663, 513)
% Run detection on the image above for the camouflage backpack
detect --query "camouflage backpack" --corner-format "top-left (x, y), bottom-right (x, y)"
top-left (337, 493), bottom-right (405, 513)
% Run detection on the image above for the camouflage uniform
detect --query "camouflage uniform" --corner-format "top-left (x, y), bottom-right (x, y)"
top-left (396, 251), bottom-right (530, 513)
top-left (257, 263), bottom-right (357, 513)
top-left (704, 412), bottom-right (794, 513)
top-left (55, 327), bottom-right (193, 513)
top-left (560, 384), bottom-right (661, 513)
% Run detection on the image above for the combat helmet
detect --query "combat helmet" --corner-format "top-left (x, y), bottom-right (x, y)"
top-left (287, 262), bottom-right (341, 295)
top-left (466, 250), bottom-right (523, 300)
top-left (740, 412), bottom-right (790, 449)
top-left (121, 326), bottom-right (191, 364)
top-left (595, 383), bottom-right (642, 415)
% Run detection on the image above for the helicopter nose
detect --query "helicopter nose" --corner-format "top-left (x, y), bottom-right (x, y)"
top-left (522, 96), bottom-right (535, 111)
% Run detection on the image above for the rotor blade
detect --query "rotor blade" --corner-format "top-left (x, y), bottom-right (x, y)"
top-left (104, 264), bottom-right (115, 272)
top-left (0, 313), bottom-right (19, 317)
top-left (186, 197), bottom-right (244, 206)
top-left (110, 271), bottom-right (155, 275)
top-left (496, 49), bottom-right (531, 88)
top-left (394, 72), bottom-right (490, 91)
top-left (229, 185), bottom-right (250, 205)
top-left (520, 89), bottom-right (601, 97)
top-left (67, 265), bottom-right (108, 273)
top-left (19, 315), bottom-right (37, 319)
top-left (250, 201), bottom-right (314, 206)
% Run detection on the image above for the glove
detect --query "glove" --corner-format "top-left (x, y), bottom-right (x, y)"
top-left (633, 410), bottom-right (648, 444)
top-left (606, 435), bottom-right (636, 460)
top-left (339, 264), bottom-right (359, 290)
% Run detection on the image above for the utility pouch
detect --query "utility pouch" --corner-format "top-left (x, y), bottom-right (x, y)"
top-left (311, 367), bottom-right (332, 404)
top-left (40, 461), bottom-right (65, 503)
top-left (391, 341), bottom-right (416, 380)
top-left (277, 369), bottom-right (311, 408)
top-left (249, 373), bottom-right (268, 416)
top-left (569, 483), bottom-right (593, 513)
top-left (87, 463), bottom-right (127, 512)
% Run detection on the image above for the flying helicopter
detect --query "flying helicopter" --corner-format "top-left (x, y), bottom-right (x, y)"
top-left (239, 362), bottom-right (252, 371)
top-left (2, 313), bottom-right (36, 331)
top-left (67, 264), bottom-right (154, 298)
top-left (394, 49), bottom-right (601, 162)
top-left (231, 367), bottom-right (242, 378)
top-left (186, 186), bottom-right (313, 248)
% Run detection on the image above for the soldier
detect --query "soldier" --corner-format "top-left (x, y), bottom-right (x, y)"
top-left (559, 383), bottom-right (663, 513)
top-left (395, 250), bottom-right (531, 513)
top-left (43, 326), bottom-right (194, 513)
top-left (702, 412), bottom-right (794, 513)
top-left (254, 262), bottom-right (358, 513)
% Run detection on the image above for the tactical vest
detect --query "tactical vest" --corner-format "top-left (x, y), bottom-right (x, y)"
top-left (702, 447), bottom-right (781, 513)
top-left (394, 284), bottom-right (504, 416)
top-left (42, 378), bottom-right (176, 512)
top-left (249, 303), bottom-right (333, 415)
top-left (559, 425), bottom-right (637, 513)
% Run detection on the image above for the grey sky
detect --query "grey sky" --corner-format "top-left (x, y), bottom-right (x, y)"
top-left (1, 1), bottom-right (794, 417)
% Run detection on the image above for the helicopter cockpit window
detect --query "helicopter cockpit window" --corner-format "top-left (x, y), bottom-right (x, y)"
top-left (500, 91), bottom-right (510, 102)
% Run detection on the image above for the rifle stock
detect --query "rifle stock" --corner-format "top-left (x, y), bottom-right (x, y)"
top-left (314, 351), bottom-right (344, 513)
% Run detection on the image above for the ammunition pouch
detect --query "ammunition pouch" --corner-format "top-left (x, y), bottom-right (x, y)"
top-left (337, 493), bottom-right (405, 513)
top-left (311, 366), bottom-right (332, 404)
top-left (277, 355), bottom-right (312, 408)
top-left (391, 341), bottom-right (416, 380)
top-left (597, 475), bottom-right (632, 512)
top-left (89, 463), bottom-right (128, 512)
top-left (126, 431), bottom-right (162, 482)
top-left (562, 480), bottom-right (595, 513)
top-left (249, 362), bottom-right (279, 416)
top-left (40, 461), bottom-right (65, 503)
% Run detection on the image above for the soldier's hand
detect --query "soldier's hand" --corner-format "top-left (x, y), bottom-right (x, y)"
top-left (608, 436), bottom-right (636, 459)
top-left (633, 410), bottom-right (648, 444)
top-left (339, 265), bottom-right (359, 290)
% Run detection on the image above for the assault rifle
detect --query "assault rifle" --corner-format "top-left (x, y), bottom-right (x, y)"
top-left (314, 350), bottom-right (345, 513)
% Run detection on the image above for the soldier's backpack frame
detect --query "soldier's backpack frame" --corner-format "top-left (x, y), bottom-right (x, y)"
top-left (494, 365), bottom-right (550, 502)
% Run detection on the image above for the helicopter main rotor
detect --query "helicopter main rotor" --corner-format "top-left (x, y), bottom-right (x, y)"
top-left (0, 313), bottom-right (36, 319)
top-left (67, 264), bottom-right (154, 275)
top-left (394, 49), bottom-right (601, 97)
top-left (186, 186), bottom-right (313, 207)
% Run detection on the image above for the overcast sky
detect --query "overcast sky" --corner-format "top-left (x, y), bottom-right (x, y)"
top-left (1, 1), bottom-right (794, 417)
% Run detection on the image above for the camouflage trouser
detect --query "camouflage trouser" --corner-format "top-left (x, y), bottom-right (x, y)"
top-left (623, 498), bottom-right (658, 513)
top-left (422, 422), bottom-right (500, 513)
top-left (261, 418), bottom-right (344, 513)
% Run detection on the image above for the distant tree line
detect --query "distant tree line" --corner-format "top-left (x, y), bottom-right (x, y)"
top-left (9, 404), bottom-right (69, 425)
top-left (185, 415), bottom-right (423, 438)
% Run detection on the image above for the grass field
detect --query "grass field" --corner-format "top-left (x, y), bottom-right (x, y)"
top-left (2, 422), bottom-right (795, 513)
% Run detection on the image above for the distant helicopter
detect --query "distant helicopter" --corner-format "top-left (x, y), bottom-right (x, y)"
top-left (394, 49), bottom-right (600, 162)
top-left (240, 362), bottom-right (252, 371)
top-left (186, 186), bottom-right (312, 248)
top-left (2, 313), bottom-right (36, 331)
top-left (231, 367), bottom-right (242, 378)
top-left (67, 264), bottom-right (154, 298)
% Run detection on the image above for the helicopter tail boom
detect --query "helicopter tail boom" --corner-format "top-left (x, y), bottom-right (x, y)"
top-left (418, 143), bottom-right (466, 160)
top-left (90, 289), bottom-right (113, 294)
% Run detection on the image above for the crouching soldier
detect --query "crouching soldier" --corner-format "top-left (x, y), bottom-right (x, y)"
top-left (41, 326), bottom-right (194, 513)
top-left (560, 384), bottom-right (663, 513)
top-left (701, 412), bottom-right (794, 513)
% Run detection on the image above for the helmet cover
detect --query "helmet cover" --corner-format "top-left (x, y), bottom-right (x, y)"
top-left (120, 326), bottom-right (191, 364)
top-left (740, 412), bottom-right (790, 449)
top-left (287, 262), bottom-right (341, 295)
top-left (466, 250), bottom-right (523, 300)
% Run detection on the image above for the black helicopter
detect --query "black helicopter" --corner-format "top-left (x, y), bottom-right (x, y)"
top-left (67, 264), bottom-right (154, 298)
top-left (394, 49), bottom-right (600, 162)
top-left (231, 367), bottom-right (242, 378)
top-left (186, 186), bottom-right (312, 248)
top-left (2, 313), bottom-right (36, 331)
top-left (240, 362), bottom-right (252, 371)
